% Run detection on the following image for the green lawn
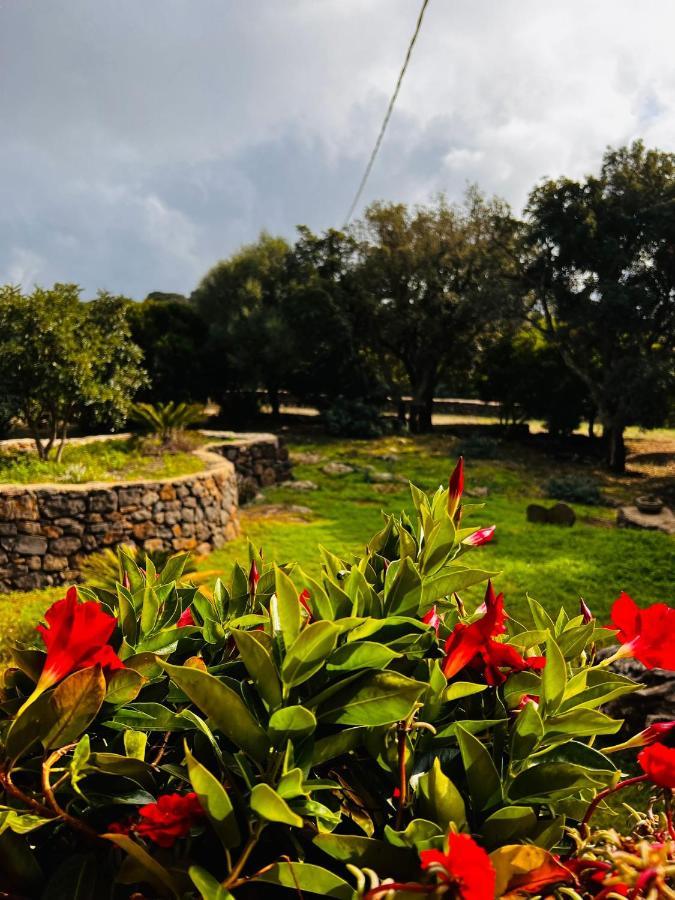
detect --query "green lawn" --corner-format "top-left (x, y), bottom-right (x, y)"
top-left (0, 437), bottom-right (206, 485)
top-left (1, 428), bottom-right (672, 657)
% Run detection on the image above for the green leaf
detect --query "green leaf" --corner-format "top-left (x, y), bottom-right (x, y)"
top-left (231, 629), bottom-right (282, 710)
top-left (316, 671), bottom-right (426, 727)
top-left (443, 682), bottom-right (487, 702)
top-left (384, 819), bottom-right (443, 850)
top-left (43, 665), bottom-right (106, 750)
top-left (185, 745), bottom-right (240, 849)
top-left (455, 724), bottom-right (502, 813)
top-left (0, 808), bottom-right (52, 836)
top-left (281, 621), bottom-right (340, 687)
top-left (385, 557), bottom-right (422, 617)
top-left (0, 831), bottom-right (44, 896)
top-left (268, 705), bottom-right (317, 746)
top-left (5, 691), bottom-right (55, 760)
top-left (272, 566), bottom-right (301, 645)
top-left (314, 833), bottom-right (418, 881)
top-left (104, 833), bottom-right (179, 898)
top-left (527, 595), bottom-right (556, 632)
top-left (481, 806), bottom-right (537, 849)
top-left (312, 727), bottom-right (364, 765)
top-left (189, 866), bottom-right (235, 900)
top-left (104, 668), bottom-right (146, 707)
top-left (508, 762), bottom-right (608, 803)
top-left (252, 862), bottom-right (354, 899)
top-left (277, 767), bottom-right (306, 800)
top-left (541, 635), bottom-right (566, 715)
top-left (102, 701), bottom-right (195, 732)
top-left (511, 699), bottom-right (544, 759)
top-left (158, 661), bottom-right (269, 763)
top-left (416, 757), bottom-right (467, 830)
top-left (250, 783), bottom-right (303, 827)
top-left (123, 730), bottom-right (147, 761)
top-left (421, 567), bottom-right (497, 604)
top-left (544, 709), bottom-right (622, 740)
top-left (327, 641), bottom-right (401, 672)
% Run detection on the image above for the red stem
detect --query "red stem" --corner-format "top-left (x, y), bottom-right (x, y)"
top-left (395, 725), bottom-right (408, 829)
top-left (581, 774), bottom-right (649, 836)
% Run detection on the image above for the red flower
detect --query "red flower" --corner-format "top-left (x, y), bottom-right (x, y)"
top-left (422, 605), bottom-right (441, 634)
top-left (609, 593), bottom-right (675, 670)
top-left (135, 792), bottom-right (204, 848)
top-left (248, 559), bottom-right (260, 596)
top-left (177, 606), bottom-right (195, 627)
top-left (448, 457), bottom-right (464, 520)
top-left (638, 743), bottom-right (675, 789)
top-left (36, 587), bottom-right (124, 690)
top-left (462, 525), bottom-right (496, 547)
top-left (442, 582), bottom-right (545, 684)
top-left (420, 832), bottom-right (495, 900)
top-left (515, 694), bottom-right (540, 712)
top-left (298, 588), bottom-right (312, 620)
top-left (579, 598), bottom-right (594, 624)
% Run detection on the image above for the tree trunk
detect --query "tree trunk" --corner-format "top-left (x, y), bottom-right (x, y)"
top-left (55, 423), bottom-right (68, 463)
top-left (267, 386), bottom-right (281, 420)
top-left (396, 396), bottom-right (407, 427)
top-left (409, 387), bottom-right (434, 434)
top-left (603, 423), bottom-right (626, 473)
top-left (587, 411), bottom-right (595, 440)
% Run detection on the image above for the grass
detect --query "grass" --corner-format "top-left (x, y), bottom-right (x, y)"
top-left (0, 426), bottom-right (672, 657)
top-left (0, 437), bottom-right (206, 484)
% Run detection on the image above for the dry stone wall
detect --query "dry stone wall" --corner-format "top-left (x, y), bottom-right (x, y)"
top-left (0, 450), bottom-right (239, 592)
top-left (203, 432), bottom-right (292, 502)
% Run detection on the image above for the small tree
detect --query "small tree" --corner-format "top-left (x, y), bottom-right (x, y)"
top-left (0, 284), bottom-right (145, 460)
top-left (525, 142), bottom-right (675, 471)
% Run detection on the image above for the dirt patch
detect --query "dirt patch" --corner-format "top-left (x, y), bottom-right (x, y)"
top-left (243, 504), bottom-right (314, 523)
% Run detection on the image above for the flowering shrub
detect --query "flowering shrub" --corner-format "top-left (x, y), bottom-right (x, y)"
top-left (0, 460), bottom-right (672, 898)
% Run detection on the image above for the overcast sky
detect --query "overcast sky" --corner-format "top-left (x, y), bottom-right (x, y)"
top-left (2, 0), bottom-right (674, 299)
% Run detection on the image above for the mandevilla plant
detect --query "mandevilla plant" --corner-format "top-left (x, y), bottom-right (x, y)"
top-left (0, 459), bottom-right (673, 898)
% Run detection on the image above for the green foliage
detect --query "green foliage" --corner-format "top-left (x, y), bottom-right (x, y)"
top-left (129, 401), bottom-right (206, 444)
top-left (0, 468), bottom-right (644, 897)
top-left (0, 284), bottom-right (145, 460)
top-left (546, 475), bottom-right (603, 506)
top-left (455, 434), bottom-right (500, 459)
top-left (322, 397), bottom-right (391, 438)
top-left (526, 141), bottom-right (675, 470)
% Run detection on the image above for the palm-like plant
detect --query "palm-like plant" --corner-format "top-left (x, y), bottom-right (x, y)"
top-left (79, 544), bottom-right (218, 596)
top-left (129, 401), bottom-right (206, 443)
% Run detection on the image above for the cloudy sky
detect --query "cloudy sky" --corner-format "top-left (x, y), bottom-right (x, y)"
top-left (2, 0), bottom-right (674, 298)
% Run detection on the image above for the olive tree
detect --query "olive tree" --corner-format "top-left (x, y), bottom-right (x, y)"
top-left (0, 283), bottom-right (145, 460)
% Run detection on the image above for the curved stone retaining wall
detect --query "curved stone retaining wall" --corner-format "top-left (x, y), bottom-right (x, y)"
top-left (203, 431), bottom-right (292, 502)
top-left (0, 449), bottom-right (239, 592)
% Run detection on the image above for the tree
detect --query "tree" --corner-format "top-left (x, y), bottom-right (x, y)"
top-left (0, 284), bottom-right (145, 460)
top-left (525, 142), bottom-right (675, 471)
top-left (354, 191), bottom-right (521, 432)
top-left (191, 233), bottom-right (294, 419)
top-left (127, 296), bottom-right (209, 403)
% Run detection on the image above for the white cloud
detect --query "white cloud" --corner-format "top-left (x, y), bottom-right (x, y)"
top-left (0, 0), bottom-right (673, 296)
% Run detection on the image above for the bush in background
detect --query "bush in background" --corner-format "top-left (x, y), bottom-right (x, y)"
top-left (546, 474), bottom-right (603, 505)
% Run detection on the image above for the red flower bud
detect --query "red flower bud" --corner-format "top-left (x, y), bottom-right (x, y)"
top-left (422, 605), bottom-right (441, 634)
top-left (177, 607), bottom-right (195, 628)
top-left (248, 559), bottom-right (260, 596)
top-left (579, 598), bottom-right (594, 624)
top-left (448, 457), bottom-right (464, 520)
top-left (463, 525), bottom-right (496, 547)
top-left (298, 588), bottom-right (312, 620)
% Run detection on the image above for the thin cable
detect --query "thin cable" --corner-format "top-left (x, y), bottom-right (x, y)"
top-left (343, 0), bottom-right (431, 226)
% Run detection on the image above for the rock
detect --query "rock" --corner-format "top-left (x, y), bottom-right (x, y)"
top-left (43, 554), bottom-right (68, 572)
top-left (616, 505), bottom-right (675, 535)
top-left (237, 476), bottom-right (259, 505)
top-left (367, 471), bottom-right (406, 484)
top-left (466, 486), bottom-right (489, 498)
top-left (322, 462), bottom-right (354, 476)
top-left (14, 535), bottom-right (48, 555)
top-left (49, 535), bottom-right (82, 555)
top-left (601, 653), bottom-right (675, 736)
top-left (526, 502), bottom-right (575, 526)
top-left (280, 480), bottom-right (319, 491)
top-left (292, 452), bottom-right (324, 465)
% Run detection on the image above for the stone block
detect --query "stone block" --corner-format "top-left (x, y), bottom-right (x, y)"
top-left (50, 535), bottom-right (82, 555)
top-left (44, 554), bottom-right (68, 572)
top-left (0, 493), bottom-right (39, 521)
top-left (15, 535), bottom-right (48, 555)
top-left (89, 490), bottom-right (118, 514)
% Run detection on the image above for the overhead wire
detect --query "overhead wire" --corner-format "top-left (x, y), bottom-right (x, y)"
top-left (343, 0), bottom-right (431, 227)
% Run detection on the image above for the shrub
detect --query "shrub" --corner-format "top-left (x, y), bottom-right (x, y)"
top-left (0, 462), bottom-right (672, 898)
top-left (130, 401), bottom-right (206, 444)
top-left (546, 474), bottom-right (603, 505)
top-left (322, 396), bottom-right (391, 438)
top-left (455, 434), bottom-right (500, 459)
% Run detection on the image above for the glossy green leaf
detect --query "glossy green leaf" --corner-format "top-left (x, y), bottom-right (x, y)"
top-left (43, 665), bottom-right (106, 750)
top-left (384, 818), bottom-right (443, 850)
top-left (326, 641), bottom-right (401, 672)
top-left (231, 628), bottom-right (282, 710)
top-left (416, 757), bottom-right (467, 830)
top-left (481, 806), bottom-right (537, 849)
top-left (159, 661), bottom-right (269, 763)
top-left (385, 556), bottom-right (422, 617)
top-left (455, 723), bottom-right (502, 813)
top-left (541, 635), bottom-right (566, 715)
top-left (281, 621), bottom-right (339, 687)
top-left (268, 705), bottom-right (317, 746)
top-left (123, 730), bottom-right (147, 761)
top-left (314, 833), bottom-right (417, 881)
top-left (443, 681), bottom-right (488, 702)
top-left (252, 862), bottom-right (354, 899)
top-left (104, 669), bottom-right (145, 707)
top-left (316, 671), bottom-right (426, 727)
top-left (104, 833), bottom-right (179, 898)
top-left (509, 762), bottom-right (608, 803)
top-left (185, 745), bottom-right (240, 849)
top-left (272, 566), bottom-right (301, 644)
top-left (250, 783), bottom-right (303, 827)
top-left (421, 566), bottom-right (497, 604)
top-left (511, 698), bottom-right (544, 759)
top-left (189, 867), bottom-right (235, 900)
